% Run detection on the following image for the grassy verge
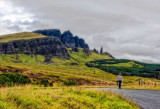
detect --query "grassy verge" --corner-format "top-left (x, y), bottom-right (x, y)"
top-left (0, 86), bottom-right (140, 109)
top-left (125, 84), bottom-right (160, 90)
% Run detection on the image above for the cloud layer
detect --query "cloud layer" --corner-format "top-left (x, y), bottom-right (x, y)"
top-left (1, 0), bottom-right (160, 63)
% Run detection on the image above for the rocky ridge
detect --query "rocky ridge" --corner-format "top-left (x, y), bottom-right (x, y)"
top-left (33, 29), bottom-right (89, 49)
top-left (0, 37), bottom-right (70, 59)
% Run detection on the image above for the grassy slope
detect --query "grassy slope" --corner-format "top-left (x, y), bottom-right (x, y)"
top-left (0, 32), bottom-right (159, 89)
top-left (0, 49), bottom-right (115, 86)
top-left (0, 86), bottom-right (139, 109)
top-left (86, 59), bottom-right (160, 89)
top-left (0, 32), bottom-right (47, 43)
top-left (106, 61), bottom-right (143, 68)
top-left (0, 32), bottom-right (157, 108)
top-left (87, 59), bottom-right (160, 77)
top-left (0, 49), bottom-right (159, 89)
top-left (0, 51), bottom-right (141, 109)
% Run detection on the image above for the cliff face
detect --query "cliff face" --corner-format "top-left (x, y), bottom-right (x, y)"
top-left (0, 37), bottom-right (70, 59)
top-left (33, 29), bottom-right (89, 49)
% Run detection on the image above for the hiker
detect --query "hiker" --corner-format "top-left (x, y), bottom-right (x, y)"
top-left (117, 73), bottom-right (123, 89)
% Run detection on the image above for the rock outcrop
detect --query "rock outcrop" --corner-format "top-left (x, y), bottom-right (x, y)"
top-left (0, 37), bottom-right (70, 59)
top-left (33, 29), bottom-right (89, 49)
top-left (103, 52), bottom-right (115, 59)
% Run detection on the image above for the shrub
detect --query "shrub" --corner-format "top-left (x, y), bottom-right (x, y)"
top-left (64, 80), bottom-right (76, 86)
top-left (40, 79), bottom-right (49, 87)
top-left (3, 73), bottom-right (31, 84)
top-left (0, 75), bottom-right (13, 86)
top-left (0, 73), bottom-right (31, 87)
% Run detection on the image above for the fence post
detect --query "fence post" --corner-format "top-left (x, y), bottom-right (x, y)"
top-left (94, 63), bottom-right (95, 74)
top-left (139, 78), bottom-right (141, 85)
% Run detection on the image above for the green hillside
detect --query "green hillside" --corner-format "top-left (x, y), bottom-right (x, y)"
top-left (0, 32), bottom-right (47, 43)
top-left (0, 32), bottom-right (159, 90)
top-left (0, 49), bottom-right (114, 86)
top-left (86, 59), bottom-right (160, 78)
top-left (0, 49), bottom-right (159, 89)
top-left (0, 31), bottom-right (159, 109)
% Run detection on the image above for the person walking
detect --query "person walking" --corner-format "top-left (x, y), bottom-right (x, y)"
top-left (117, 73), bottom-right (123, 89)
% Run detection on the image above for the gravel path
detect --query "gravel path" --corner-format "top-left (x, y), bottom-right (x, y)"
top-left (93, 88), bottom-right (160, 109)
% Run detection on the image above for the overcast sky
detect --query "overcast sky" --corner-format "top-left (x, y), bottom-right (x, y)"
top-left (0, 0), bottom-right (160, 63)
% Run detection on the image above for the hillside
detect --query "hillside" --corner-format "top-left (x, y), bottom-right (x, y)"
top-left (0, 31), bottom-right (159, 109)
top-left (0, 32), bottom-right (47, 43)
top-left (0, 49), bottom-right (159, 89)
top-left (0, 31), bottom-right (159, 90)
top-left (0, 49), bottom-right (114, 86)
top-left (86, 59), bottom-right (160, 78)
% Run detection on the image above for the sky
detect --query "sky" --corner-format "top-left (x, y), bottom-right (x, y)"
top-left (0, 0), bottom-right (160, 63)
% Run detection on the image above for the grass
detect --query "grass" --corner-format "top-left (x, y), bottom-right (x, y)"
top-left (0, 86), bottom-right (140, 109)
top-left (0, 35), bottom-right (159, 89)
top-left (0, 32), bottom-right (47, 43)
top-left (125, 85), bottom-right (160, 90)
top-left (87, 59), bottom-right (160, 79)
top-left (0, 32), bottom-right (159, 108)
top-left (105, 61), bottom-right (143, 68)
top-left (0, 50), bottom-right (160, 90)
top-left (0, 52), bottom-right (115, 86)
top-left (67, 48), bottom-right (111, 64)
top-left (0, 32), bottom-right (159, 90)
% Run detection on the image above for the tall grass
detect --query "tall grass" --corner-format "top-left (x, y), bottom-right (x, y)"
top-left (0, 86), bottom-right (140, 109)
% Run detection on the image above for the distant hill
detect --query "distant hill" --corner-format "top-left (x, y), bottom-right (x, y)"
top-left (33, 29), bottom-right (89, 49)
top-left (86, 59), bottom-right (160, 78)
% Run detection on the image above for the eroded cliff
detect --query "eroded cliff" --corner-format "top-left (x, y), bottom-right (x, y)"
top-left (0, 37), bottom-right (70, 59)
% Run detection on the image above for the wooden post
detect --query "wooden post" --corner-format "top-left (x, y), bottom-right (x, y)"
top-left (155, 79), bottom-right (156, 87)
top-left (94, 63), bottom-right (95, 74)
top-left (139, 78), bottom-right (141, 85)
top-left (107, 60), bottom-right (108, 72)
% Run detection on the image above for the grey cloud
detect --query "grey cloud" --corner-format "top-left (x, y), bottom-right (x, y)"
top-left (0, 12), bottom-right (4, 16)
top-left (3, 19), bottom-right (36, 32)
top-left (7, 25), bottom-right (22, 31)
